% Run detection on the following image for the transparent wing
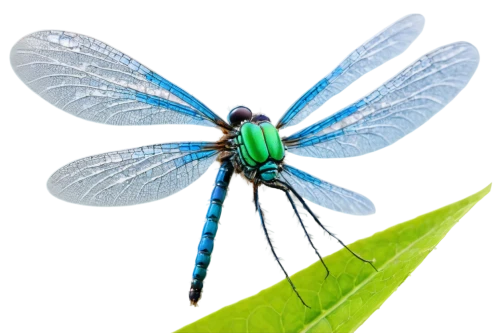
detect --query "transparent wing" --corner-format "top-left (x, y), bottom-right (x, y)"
top-left (47, 142), bottom-right (220, 206)
top-left (284, 42), bottom-right (479, 158)
top-left (276, 14), bottom-right (425, 129)
top-left (279, 165), bottom-right (375, 215)
top-left (11, 31), bottom-right (230, 129)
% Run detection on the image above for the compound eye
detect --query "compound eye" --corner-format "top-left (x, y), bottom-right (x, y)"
top-left (252, 114), bottom-right (270, 122)
top-left (228, 106), bottom-right (252, 126)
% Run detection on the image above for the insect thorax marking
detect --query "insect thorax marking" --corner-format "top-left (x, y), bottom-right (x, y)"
top-left (234, 121), bottom-right (285, 181)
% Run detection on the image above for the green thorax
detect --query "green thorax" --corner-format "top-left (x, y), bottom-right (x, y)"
top-left (236, 122), bottom-right (284, 180)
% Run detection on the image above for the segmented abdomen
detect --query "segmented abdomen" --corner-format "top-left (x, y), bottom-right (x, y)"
top-left (189, 160), bottom-right (234, 305)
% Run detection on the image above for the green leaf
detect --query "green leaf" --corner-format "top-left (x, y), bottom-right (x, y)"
top-left (177, 184), bottom-right (491, 333)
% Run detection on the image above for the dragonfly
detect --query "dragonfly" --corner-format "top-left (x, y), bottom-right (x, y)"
top-left (10, 14), bottom-right (479, 307)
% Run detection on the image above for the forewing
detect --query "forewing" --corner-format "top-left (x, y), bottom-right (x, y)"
top-left (276, 14), bottom-right (425, 129)
top-left (284, 42), bottom-right (479, 158)
top-left (11, 31), bottom-right (230, 129)
top-left (279, 165), bottom-right (375, 215)
top-left (47, 142), bottom-right (220, 206)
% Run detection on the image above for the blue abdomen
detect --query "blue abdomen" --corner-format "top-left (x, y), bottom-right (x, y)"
top-left (189, 160), bottom-right (233, 305)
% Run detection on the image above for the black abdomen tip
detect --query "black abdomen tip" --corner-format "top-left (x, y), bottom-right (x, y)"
top-left (190, 280), bottom-right (203, 306)
top-left (189, 288), bottom-right (202, 306)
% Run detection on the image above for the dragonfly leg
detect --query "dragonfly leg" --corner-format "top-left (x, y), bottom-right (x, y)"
top-left (253, 183), bottom-right (310, 308)
top-left (266, 180), bottom-right (330, 279)
top-left (285, 191), bottom-right (330, 279)
top-left (273, 180), bottom-right (378, 272)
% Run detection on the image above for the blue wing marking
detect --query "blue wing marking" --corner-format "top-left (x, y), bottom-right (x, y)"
top-left (284, 42), bottom-right (479, 158)
top-left (276, 14), bottom-right (425, 129)
top-left (47, 142), bottom-right (220, 206)
top-left (142, 71), bottom-right (222, 124)
top-left (279, 165), bottom-right (375, 215)
top-left (286, 99), bottom-right (369, 140)
top-left (11, 31), bottom-right (229, 128)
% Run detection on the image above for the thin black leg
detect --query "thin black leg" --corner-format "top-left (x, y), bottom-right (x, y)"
top-left (253, 183), bottom-right (310, 308)
top-left (285, 190), bottom-right (330, 279)
top-left (273, 179), bottom-right (378, 272)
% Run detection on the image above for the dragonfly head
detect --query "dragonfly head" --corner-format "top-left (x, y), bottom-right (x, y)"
top-left (228, 106), bottom-right (252, 126)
